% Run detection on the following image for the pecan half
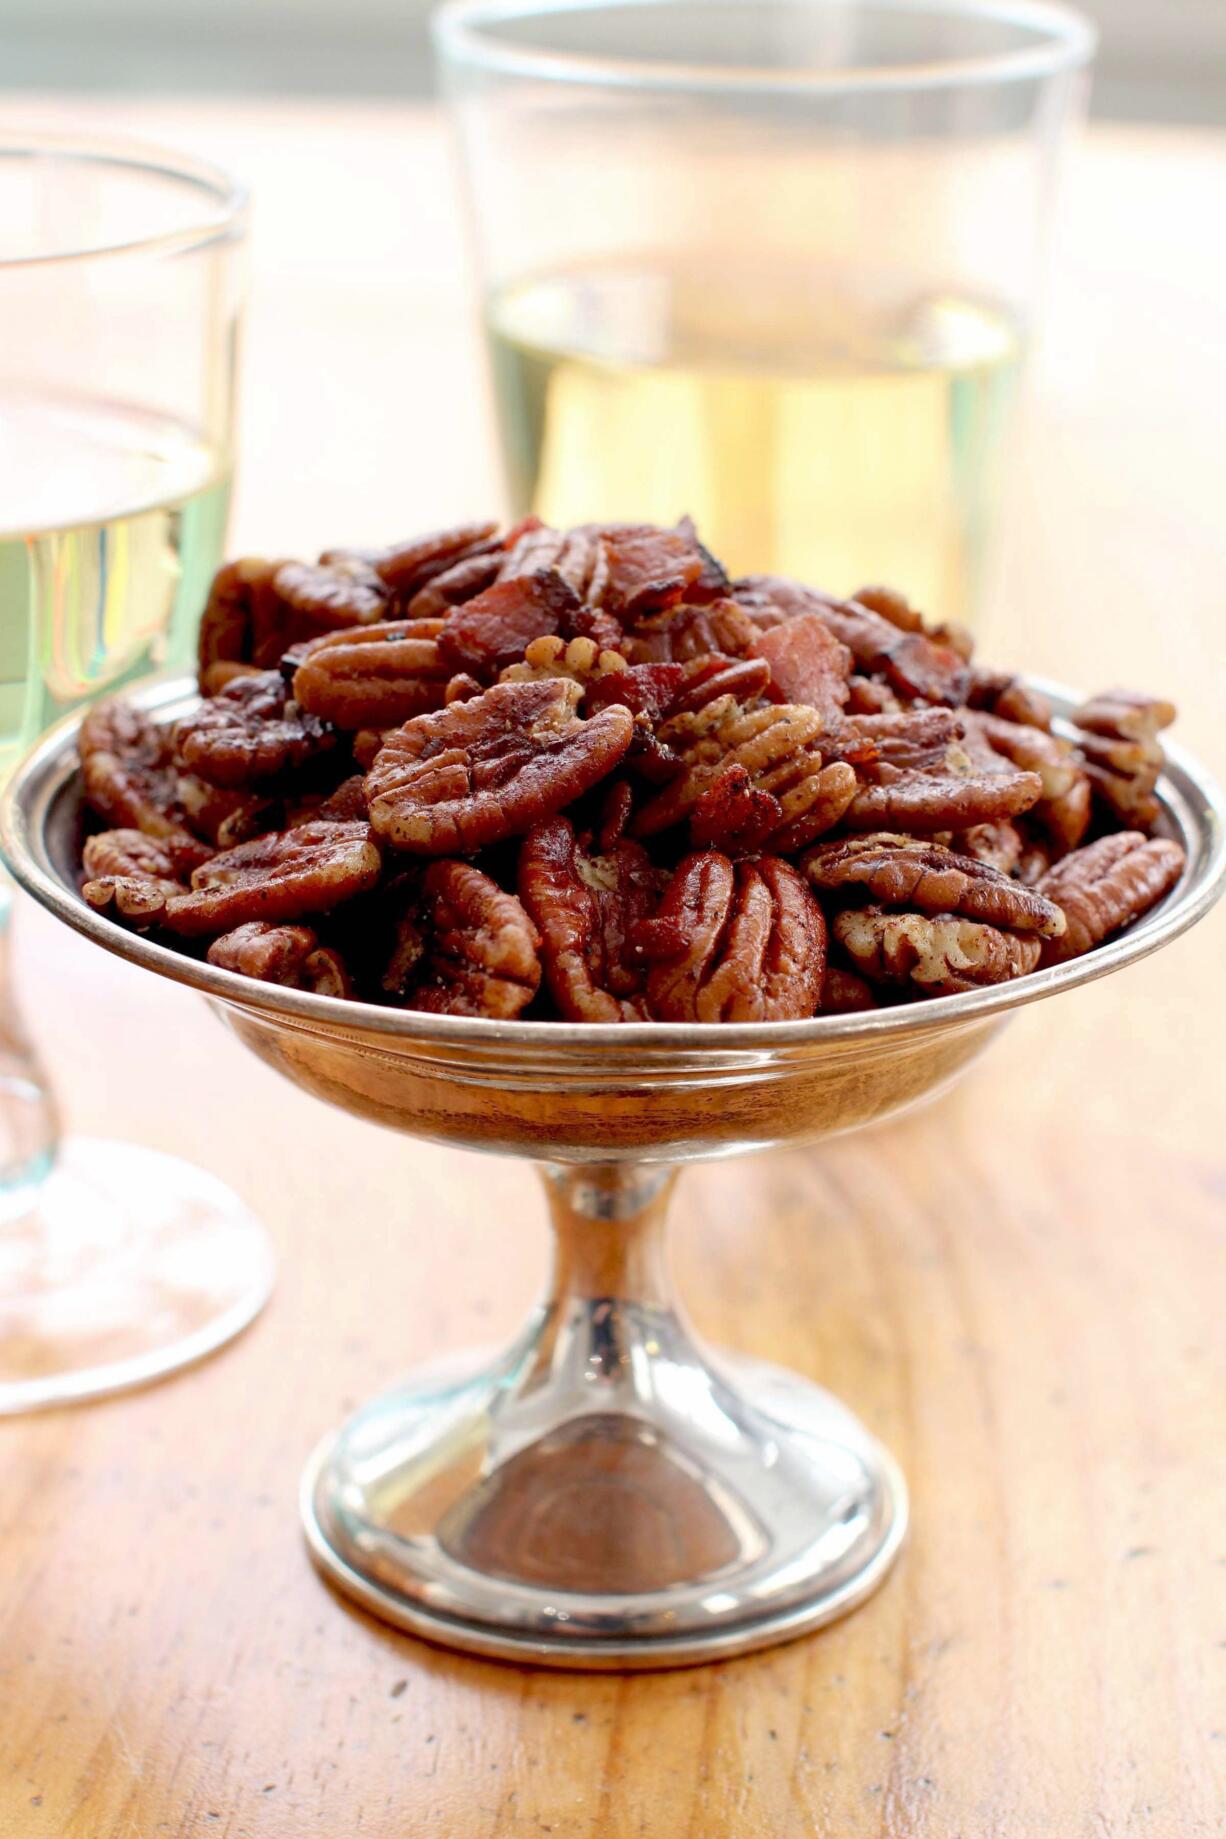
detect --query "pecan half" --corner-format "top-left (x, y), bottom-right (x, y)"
top-left (833, 907), bottom-right (1042, 995)
top-left (1036, 832), bottom-right (1185, 964)
top-left (622, 598), bottom-right (758, 664)
top-left (81, 830), bottom-right (187, 928)
top-left (1071, 689), bottom-right (1176, 744)
top-left (499, 633), bottom-right (629, 692)
top-left (198, 557), bottom-right (290, 688)
top-left (366, 678), bottom-right (634, 855)
top-left (632, 696), bottom-right (856, 851)
top-left (367, 520), bottom-right (501, 601)
top-left (176, 773), bottom-right (280, 850)
top-left (820, 966), bottom-right (877, 1013)
top-left (405, 549), bottom-right (503, 620)
top-left (382, 860), bottom-right (541, 1018)
top-left (967, 666), bottom-right (1052, 730)
top-left (636, 852), bottom-right (826, 1022)
top-left (519, 815), bottom-right (663, 1020)
top-left (966, 711), bottom-right (1091, 851)
top-left (291, 620), bottom-right (450, 729)
top-left (174, 671), bottom-right (337, 789)
top-left (207, 921), bottom-right (353, 997)
top-left (949, 820), bottom-right (1024, 876)
top-left (803, 833), bottom-right (1065, 936)
top-left (79, 700), bottom-right (211, 871)
top-left (164, 819), bottom-right (381, 938)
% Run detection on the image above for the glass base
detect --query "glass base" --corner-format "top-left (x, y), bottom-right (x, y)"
top-left (0, 1136), bottom-right (275, 1414)
top-left (303, 1303), bottom-right (907, 1670)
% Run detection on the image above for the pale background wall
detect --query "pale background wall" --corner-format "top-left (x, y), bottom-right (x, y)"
top-left (1, 0), bottom-right (1223, 121)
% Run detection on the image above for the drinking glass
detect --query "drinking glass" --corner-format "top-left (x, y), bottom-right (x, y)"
top-left (0, 132), bottom-right (273, 1413)
top-left (435, 0), bottom-right (1096, 628)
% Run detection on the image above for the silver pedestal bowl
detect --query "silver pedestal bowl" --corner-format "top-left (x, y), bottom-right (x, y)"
top-left (5, 677), bottom-right (1223, 1669)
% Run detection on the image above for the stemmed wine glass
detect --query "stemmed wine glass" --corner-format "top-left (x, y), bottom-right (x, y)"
top-left (0, 132), bottom-right (273, 1413)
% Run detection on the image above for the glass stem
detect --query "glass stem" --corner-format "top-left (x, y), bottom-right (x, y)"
top-left (0, 880), bottom-right (60, 1224)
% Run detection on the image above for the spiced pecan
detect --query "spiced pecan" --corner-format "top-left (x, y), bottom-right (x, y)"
top-left (855, 586), bottom-right (976, 667)
top-left (198, 557), bottom-right (288, 687)
top-left (966, 711), bottom-right (1091, 851)
top-left (1036, 832), bottom-right (1185, 964)
top-left (519, 816), bottom-right (663, 1020)
top-left (636, 852), bottom-right (826, 1023)
top-left (291, 620), bottom-right (450, 729)
top-left (367, 521), bottom-right (501, 601)
top-left (207, 921), bottom-right (353, 997)
top-left (274, 556), bottom-right (388, 631)
top-left (803, 834), bottom-right (1065, 936)
top-left (1071, 689), bottom-right (1176, 744)
top-left (845, 763), bottom-right (1042, 834)
top-left (499, 633), bottom-right (629, 692)
top-left (366, 678), bottom-right (634, 855)
top-left (174, 671), bottom-right (337, 789)
top-left (820, 966), bottom-right (877, 1014)
top-left (632, 696), bottom-right (856, 851)
top-left (949, 820), bottom-right (1024, 877)
top-left (406, 549), bottom-right (503, 620)
top-left (81, 830), bottom-right (187, 928)
top-left (163, 819), bottom-right (381, 939)
top-left (176, 773), bottom-right (280, 850)
top-left (967, 666), bottom-right (1052, 730)
top-left (79, 701), bottom-right (211, 871)
top-left (382, 860), bottom-right (541, 1018)
top-left (833, 907), bottom-right (1042, 995)
top-left (622, 598), bottom-right (758, 664)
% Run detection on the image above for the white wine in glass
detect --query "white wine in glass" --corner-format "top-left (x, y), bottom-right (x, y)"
top-left (0, 135), bottom-right (273, 1415)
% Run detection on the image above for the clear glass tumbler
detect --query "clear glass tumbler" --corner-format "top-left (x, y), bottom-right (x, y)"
top-left (435, 0), bottom-right (1095, 628)
top-left (0, 133), bottom-right (273, 1413)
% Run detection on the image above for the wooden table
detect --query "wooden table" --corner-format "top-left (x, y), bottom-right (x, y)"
top-left (1, 100), bottom-right (1223, 1837)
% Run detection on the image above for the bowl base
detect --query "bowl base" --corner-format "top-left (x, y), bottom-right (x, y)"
top-left (301, 1337), bottom-right (907, 1670)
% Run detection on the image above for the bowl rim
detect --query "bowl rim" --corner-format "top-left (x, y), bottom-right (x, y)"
top-left (3, 672), bottom-right (1222, 1055)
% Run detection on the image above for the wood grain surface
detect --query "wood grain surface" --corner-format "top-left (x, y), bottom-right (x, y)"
top-left (0, 101), bottom-right (1223, 1838)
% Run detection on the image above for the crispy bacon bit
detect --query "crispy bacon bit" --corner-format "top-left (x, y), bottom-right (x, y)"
top-left (438, 571), bottom-right (584, 680)
top-left (690, 764), bottom-right (785, 854)
top-left (596, 525), bottom-right (704, 617)
top-left (750, 615), bottom-right (852, 721)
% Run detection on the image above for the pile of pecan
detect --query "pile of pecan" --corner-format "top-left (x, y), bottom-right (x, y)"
top-left (76, 517), bottom-right (1186, 1021)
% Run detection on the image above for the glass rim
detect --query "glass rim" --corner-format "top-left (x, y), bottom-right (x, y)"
top-left (433, 0), bottom-right (1097, 94)
top-left (0, 128), bottom-right (248, 271)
